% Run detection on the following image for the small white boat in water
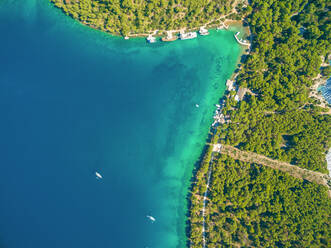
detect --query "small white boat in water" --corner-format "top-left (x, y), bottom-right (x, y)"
top-left (147, 215), bottom-right (156, 222)
top-left (180, 31), bottom-right (197, 40)
top-left (196, 104), bottom-right (200, 108)
top-left (95, 171), bottom-right (103, 179)
top-left (147, 34), bottom-right (156, 43)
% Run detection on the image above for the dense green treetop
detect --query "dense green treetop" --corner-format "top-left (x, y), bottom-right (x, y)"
top-left (190, 0), bottom-right (330, 246)
top-left (50, 0), bottom-right (249, 35)
top-left (190, 154), bottom-right (330, 247)
top-left (220, 0), bottom-right (331, 173)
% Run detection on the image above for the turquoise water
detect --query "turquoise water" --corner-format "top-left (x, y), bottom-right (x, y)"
top-left (0, 1), bottom-right (240, 247)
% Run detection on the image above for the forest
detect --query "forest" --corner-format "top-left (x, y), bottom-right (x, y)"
top-left (219, 0), bottom-right (331, 173)
top-left (190, 154), bottom-right (330, 247)
top-left (190, 0), bottom-right (330, 246)
top-left (50, 0), bottom-right (241, 35)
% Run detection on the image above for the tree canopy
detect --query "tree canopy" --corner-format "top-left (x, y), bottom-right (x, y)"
top-left (190, 154), bottom-right (330, 247)
top-left (50, 0), bottom-right (242, 35)
top-left (190, 0), bottom-right (330, 246)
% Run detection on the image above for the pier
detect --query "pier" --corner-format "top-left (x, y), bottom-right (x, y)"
top-left (234, 32), bottom-right (250, 46)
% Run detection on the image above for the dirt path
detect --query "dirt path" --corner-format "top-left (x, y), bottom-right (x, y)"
top-left (215, 144), bottom-right (331, 196)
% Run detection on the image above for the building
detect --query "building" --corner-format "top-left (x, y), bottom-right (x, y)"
top-left (235, 87), bottom-right (247, 101)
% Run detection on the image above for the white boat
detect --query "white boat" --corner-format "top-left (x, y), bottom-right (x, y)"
top-left (95, 172), bottom-right (103, 179)
top-left (146, 215), bottom-right (156, 222)
top-left (199, 27), bottom-right (209, 36)
top-left (179, 32), bottom-right (197, 40)
top-left (147, 34), bottom-right (156, 43)
top-left (124, 36), bottom-right (129, 40)
top-left (195, 104), bottom-right (200, 108)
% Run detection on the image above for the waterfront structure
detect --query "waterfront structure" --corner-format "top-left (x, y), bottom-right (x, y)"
top-left (235, 87), bottom-right (247, 101)
top-left (234, 32), bottom-right (250, 46)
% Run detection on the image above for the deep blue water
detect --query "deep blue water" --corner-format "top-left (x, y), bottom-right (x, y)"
top-left (0, 1), bottom-right (240, 247)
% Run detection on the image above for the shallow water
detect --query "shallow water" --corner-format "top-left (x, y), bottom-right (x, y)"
top-left (0, 1), bottom-right (240, 247)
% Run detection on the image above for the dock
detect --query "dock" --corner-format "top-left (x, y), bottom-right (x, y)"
top-left (234, 32), bottom-right (250, 46)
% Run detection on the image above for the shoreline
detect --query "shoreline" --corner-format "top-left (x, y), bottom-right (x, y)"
top-left (187, 13), bottom-right (331, 248)
top-left (186, 20), bottom-right (249, 247)
top-left (57, 1), bottom-right (250, 43)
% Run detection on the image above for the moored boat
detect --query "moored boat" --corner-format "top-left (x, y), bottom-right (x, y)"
top-left (147, 34), bottom-right (156, 43)
top-left (199, 27), bottom-right (209, 36)
top-left (179, 31), bottom-right (197, 40)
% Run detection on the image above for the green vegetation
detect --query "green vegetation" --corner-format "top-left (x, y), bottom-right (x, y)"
top-left (190, 0), bottom-right (330, 246)
top-left (219, 0), bottom-right (331, 173)
top-left (190, 154), bottom-right (331, 247)
top-left (50, 0), bottom-right (250, 36)
top-left (321, 65), bottom-right (331, 77)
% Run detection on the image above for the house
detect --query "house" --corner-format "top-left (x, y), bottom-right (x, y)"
top-left (235, 87), bottom-right (247, 101)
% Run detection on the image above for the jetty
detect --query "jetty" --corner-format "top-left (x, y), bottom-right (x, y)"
top-left (234, 32), bottom-right (250, 46)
